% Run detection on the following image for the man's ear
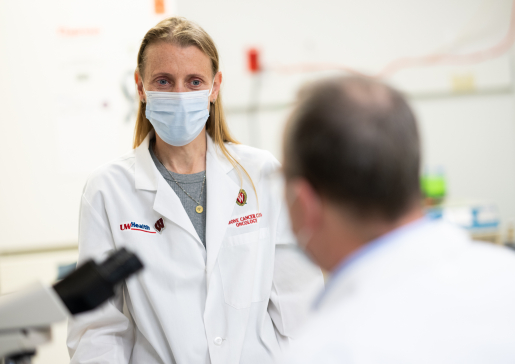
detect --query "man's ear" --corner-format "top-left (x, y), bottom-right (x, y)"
top-left (285, 178), bottom-right (323, 236)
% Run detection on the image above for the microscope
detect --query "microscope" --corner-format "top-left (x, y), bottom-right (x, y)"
top-left (0, 248), bottom-right (143, 364)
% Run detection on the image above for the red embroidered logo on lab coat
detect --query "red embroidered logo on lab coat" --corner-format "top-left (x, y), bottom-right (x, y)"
top-left (236, 189), bottom-right (247, 206)
top-left (154, 218), bottom-right (165, 233)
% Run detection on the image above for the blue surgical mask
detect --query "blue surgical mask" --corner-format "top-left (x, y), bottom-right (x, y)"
top-left (144, 83), bottom-right (213, 147)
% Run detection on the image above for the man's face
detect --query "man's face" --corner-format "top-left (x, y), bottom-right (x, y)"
top-left (284, 178), bottom-right (326, 268)
top-left (285, 177), bottom-right (362, 272)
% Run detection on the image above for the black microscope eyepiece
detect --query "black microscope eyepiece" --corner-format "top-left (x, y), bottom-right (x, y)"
top-left (53, 248), bottom-right (143, 315)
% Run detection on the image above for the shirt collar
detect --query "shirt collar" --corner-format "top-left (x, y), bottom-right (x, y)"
top-left (313, 217), bottom-right (429, 309)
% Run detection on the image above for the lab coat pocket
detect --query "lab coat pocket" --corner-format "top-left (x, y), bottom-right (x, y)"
top-left (218, 228), bottom-right (273, 309)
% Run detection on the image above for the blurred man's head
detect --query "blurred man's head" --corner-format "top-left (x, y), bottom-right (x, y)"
top-left (283, 76), bottom-right (422, 271)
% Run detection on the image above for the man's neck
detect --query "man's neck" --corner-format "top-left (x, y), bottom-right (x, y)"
top-left (319, 203), bottom-right (424, 272)
top-left (153, 129), bottom-right (207, 174)
top-left (358, 205), bottom-right (424, 244)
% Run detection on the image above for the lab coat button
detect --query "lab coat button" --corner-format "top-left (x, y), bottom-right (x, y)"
top-left (214, 337), bottom-right (223, 346)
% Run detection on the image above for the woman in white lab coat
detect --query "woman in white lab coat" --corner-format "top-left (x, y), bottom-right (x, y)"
top-left (67, 17), bottom-right (323, 364)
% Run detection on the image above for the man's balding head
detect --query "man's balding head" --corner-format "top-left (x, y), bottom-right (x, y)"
top-left (283, 76), bottom-right (420, 220)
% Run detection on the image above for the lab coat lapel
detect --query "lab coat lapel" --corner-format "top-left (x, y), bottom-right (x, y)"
top-left (205, 136), bottom-right (240, 278)
top-left (153, 176), bottom-right (202, 245)
top-left (134, 132), bottom-right (158, 191)
top-left (135, 131), bottom-right (202, 245)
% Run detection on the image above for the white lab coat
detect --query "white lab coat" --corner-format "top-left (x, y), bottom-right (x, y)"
top-left (67, 132), bottom-right (323, 364)
top-left (284, 219), bottom-right (515, 364)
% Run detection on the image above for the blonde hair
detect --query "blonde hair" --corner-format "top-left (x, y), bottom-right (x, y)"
top-left (134, 17), bottom-right (256, 196)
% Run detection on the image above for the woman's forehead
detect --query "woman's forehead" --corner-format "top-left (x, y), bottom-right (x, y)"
top-left (144, 42), bottom-right (212, 78)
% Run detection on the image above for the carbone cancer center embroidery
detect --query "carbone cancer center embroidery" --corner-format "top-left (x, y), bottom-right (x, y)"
top-left (228, 213), bottom-right (263, 228)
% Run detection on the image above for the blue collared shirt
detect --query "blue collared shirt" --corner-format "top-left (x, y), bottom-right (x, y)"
top-left (313, 217), bottom-right (430, 309)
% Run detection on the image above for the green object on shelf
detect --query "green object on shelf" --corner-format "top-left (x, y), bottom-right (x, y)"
top-left (421, 174), bottom-right (446, 198)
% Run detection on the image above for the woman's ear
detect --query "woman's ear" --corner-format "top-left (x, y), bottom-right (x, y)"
top-left (135, 70), bottom-right (145, 103)
top-left (210, 71), bottom-right (222, 103)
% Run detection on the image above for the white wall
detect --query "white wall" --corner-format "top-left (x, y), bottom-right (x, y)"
top-left (413, 91), bottom-right (515, 224)
top-left (0, 0), bottom-right (514, 250)
top-left (180, 0), bottom-right (512, 102)
top-left (0, 0), bottom-right (175, 250)
top-left (180, 0), bottom-right (515, 237)
top-left (224, 90), bottom-right (515, 235)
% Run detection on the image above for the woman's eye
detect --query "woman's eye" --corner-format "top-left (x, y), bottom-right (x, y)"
top-left (191, 80), bottom-right (201, 86)
top-left (158, 79), bottom-right (168, 85)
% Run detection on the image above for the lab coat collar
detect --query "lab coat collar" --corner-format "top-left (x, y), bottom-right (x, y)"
top-left (134, 131), bottom-right (236, 191)
top-left (206, 133), bottom-right (237, 174)
top-left (134, 130), bottom-right (159, 191)
top-left (315, 219), bottom-right (470, 311)
top-left (134, 130), bottom-right (203, 246)
top-left (133, 130), bottom-right (240, 264)
top-left (329, 218), bottom-right (430, 287)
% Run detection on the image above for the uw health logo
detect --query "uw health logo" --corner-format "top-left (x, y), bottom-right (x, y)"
top-left (236, 189), bottom-right (247, 206)
top-left (120, 222), bottom-right (156, 234)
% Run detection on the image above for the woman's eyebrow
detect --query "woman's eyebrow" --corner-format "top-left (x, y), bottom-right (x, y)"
top-left (186, 73), bottom-right (208, 79)
top-left (150, 72), bottom-right (208, 80)
top-left (151, 72), bottom-right (175, 79)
